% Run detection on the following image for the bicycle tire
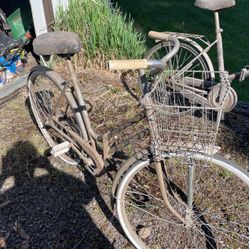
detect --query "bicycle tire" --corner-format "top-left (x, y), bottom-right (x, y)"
top-left (28, 66), bottom-right (85, 166)
top-left (116, 152), bottom-right (249, 249)
top-left (144, 39), bottom-right (214, 79)
top-left (140, 40), bottom-right (215, 117)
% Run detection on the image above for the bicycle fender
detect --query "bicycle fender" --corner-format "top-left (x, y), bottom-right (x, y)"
top-left (111, 149), bottom-right (151, 209)
top-left (28, 65), bottom-right (52, 79)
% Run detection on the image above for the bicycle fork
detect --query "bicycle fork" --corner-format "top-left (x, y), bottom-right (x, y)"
top-left (155, 160), bottom-right (195, 227)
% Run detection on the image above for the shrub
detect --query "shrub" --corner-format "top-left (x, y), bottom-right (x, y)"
top-left (54, 0), bottom-right (146, 67)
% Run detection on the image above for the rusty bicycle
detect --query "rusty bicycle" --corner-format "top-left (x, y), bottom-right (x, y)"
top-left (28, 1), bottom-right (249, 248)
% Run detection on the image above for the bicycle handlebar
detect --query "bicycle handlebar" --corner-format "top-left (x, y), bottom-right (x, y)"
top-left (108, 31), bottom-right (180, 71)
top-left (108, 59), bottom-right (149, 71)
top-left (148, 31), bottom-right (170, 41)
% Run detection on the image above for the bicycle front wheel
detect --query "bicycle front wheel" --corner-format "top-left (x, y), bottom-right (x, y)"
top-left (116, 153), bottom-right (249, 249)
top-left (28, 66), bottom-right (85, 165)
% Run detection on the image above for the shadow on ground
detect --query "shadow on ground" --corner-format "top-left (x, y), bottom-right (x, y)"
top-left (218, 106), bottom-right (249, 168)
top-left (0, 141), bottom-right (117, 249)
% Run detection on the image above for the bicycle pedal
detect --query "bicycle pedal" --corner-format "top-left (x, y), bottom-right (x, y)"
top-left (51, 141), bottom-right (70, 157)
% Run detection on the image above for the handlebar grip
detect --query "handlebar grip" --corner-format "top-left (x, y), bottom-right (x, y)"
top-left (148, 31), bottom-right (170, 41)
top-left (108, 59), bottom-right (149, 71)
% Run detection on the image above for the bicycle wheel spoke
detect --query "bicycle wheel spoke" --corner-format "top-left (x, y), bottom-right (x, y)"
top-left (117, 155), bottom-right (249, 248)
top-left (129, 168), bottom-right (187, 212)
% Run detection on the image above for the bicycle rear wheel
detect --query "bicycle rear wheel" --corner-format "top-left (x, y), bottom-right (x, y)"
top-left (144, 40), bottom-right (214, 80)
top-left (140, 40), bottom-right (215, 116)
top-left (116, 153), bottom-right (249, 249)
top-left (28, 66), bottom-right (85, 165)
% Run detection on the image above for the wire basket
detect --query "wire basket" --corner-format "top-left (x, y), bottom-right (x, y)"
top-left (142, 70), bottom-right (230, 159)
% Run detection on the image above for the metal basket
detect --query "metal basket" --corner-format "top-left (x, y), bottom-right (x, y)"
top-left (142, 70), bottom-right (230, 159)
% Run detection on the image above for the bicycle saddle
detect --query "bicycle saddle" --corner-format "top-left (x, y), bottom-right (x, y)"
top-left (33, 31), bottom-right (82, 56)
top-left (195, 0), bottom-right (236, 11)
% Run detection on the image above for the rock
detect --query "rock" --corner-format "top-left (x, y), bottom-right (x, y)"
top-left (138, 227), bottom-right (151, 240)
top-left (0, 176), bottom-right (15, 194)
top-left (224, 154), bottom-right (232, 160)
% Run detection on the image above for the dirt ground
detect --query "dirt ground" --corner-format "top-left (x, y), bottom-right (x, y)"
top-left (0, 67), bottom-right (249, 249)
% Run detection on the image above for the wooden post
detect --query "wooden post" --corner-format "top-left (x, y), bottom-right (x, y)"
top-left (42, 0), bottom-right (54, 32)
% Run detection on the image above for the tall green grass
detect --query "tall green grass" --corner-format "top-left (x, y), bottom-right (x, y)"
top-left (54, 0), bottom-right (146, 67)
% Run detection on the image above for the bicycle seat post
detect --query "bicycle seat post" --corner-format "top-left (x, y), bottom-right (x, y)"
top-left (214, 11), bottom-right (225, 72)
top-left (65, 57), bottom-right (78, 87)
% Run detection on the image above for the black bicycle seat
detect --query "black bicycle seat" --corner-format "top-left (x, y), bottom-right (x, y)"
top-left (195, 0), bottom-right (236, 11)
top-left (33, 31), bottom-right (82, 56)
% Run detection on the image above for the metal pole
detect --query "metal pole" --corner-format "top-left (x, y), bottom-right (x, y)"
top-left (187, 162), bottom-right (194, 209)
top-left (186, 159), bottom-right (194, 227)
top-left (214, 12), bottom-right (225, 72)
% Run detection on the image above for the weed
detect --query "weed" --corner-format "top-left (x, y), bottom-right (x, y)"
top-left (219, 169), bottom-right (233, 179)
top-left (8, 99), bottom-right (29, 119)
top-left (30, 133), bottom-right (48, 155)
top-left (126, 144), bottom-right (133, 156)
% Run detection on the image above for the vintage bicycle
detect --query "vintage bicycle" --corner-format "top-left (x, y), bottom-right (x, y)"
top-left (27, 0), bottom-right (249, 248)
top-left (139, 0), bottom-right (249, 115)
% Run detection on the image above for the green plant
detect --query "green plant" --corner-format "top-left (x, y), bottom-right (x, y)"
top-left (54, 0), bottom-right (146, 67)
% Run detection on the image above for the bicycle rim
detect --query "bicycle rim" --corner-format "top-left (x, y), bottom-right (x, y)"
top-left (141, 41), bottom-right (215, 117)
top-left (28, 70), bottom-right (82, 165)
top-left (144, 41), bottom-right (214, 79)
top-left (116, 153), bottom-right (249, 249)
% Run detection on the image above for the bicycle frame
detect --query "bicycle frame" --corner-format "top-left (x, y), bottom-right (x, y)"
top-left (59, 34), bottom-right (181, 173)
top-left (63, 59), bottom-right (149, 173)
top-left (215, 12), bottom-right (225, 72)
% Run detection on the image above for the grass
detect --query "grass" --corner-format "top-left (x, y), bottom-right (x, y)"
top-left (113, 0), bottom-right (249, 101)
top-left (54, 0), bottom-right (146, 67)
top-left (8, 97), bottom-right (30, 118)
top-left (29, 134), bottom-right (48, 155)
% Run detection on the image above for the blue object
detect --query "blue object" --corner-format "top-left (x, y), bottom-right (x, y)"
top-left (0, 55), bottom-right (20, 74)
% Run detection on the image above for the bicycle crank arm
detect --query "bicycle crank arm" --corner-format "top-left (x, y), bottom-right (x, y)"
top-left (179, 88), bottom-right (210, 107)
top-left (228, 67), bottom-right (249, 82)
top-left (174, 78), bottom-right (208, 95)
top-left (179, 77), bottom-right (213, 90)
top-left (239, 67), bottom-right (249, 82)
